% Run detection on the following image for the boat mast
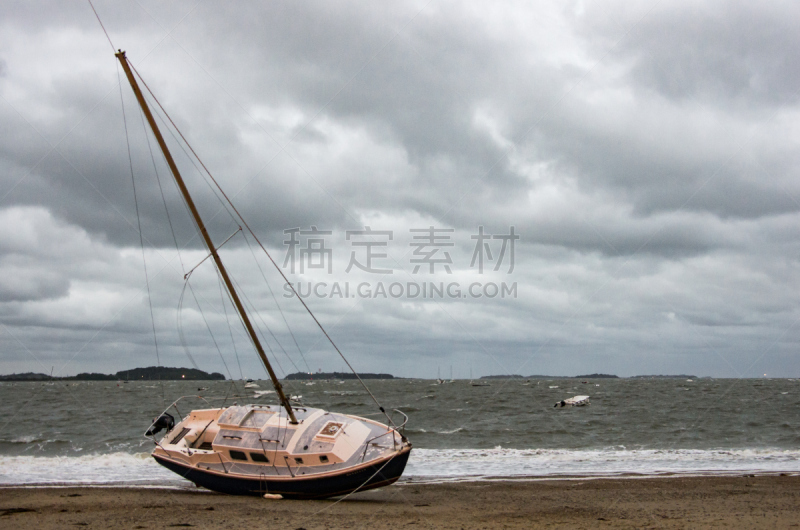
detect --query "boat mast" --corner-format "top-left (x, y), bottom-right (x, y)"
top-left (115, 50), bottom-right (298, 424)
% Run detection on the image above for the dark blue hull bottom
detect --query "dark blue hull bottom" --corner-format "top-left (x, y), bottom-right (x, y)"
top-left (154, 448), bottom-right (411, 499)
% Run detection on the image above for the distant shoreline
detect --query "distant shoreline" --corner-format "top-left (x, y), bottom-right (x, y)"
top-left (5, 371), bottom-right (778, 381)
top-left (284, 371), bottom-right (396, 380)
top-left (478, 374), bottom-right (701, 379)
top-left (0, 366), bottom-right (225, 382)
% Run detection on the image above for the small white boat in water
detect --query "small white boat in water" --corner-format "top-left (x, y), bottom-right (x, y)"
top-left (554, 395), bottom-right (590, 408)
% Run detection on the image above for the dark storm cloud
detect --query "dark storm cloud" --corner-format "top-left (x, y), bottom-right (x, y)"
top-left (178, 1), bottom-right (534, 217)
top-left (3, 0), bottom-right (798, 254)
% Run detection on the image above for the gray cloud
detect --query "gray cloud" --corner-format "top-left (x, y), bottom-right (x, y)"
top-left (1, 1), bottom-right (799, 379)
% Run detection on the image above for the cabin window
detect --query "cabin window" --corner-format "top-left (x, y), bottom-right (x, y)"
top-left (230, 450), bottom-right (248, 461)
top-left (319, 455), bottom-right (329, 463)
top-left (294, 457), bottom-right (304, 465)
top-left (250, 452), bottom-right (269, 463)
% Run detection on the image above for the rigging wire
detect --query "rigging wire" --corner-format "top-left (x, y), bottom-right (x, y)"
top-left (128, 61), bottom-right (394, 425)
top-left (183, 227), bottom-right (241, 280)
top-left (237, 235), bottom-right (307, 372)
top-left (229, 273), bottom-right (301, 377)
top-left (142, 108), bottom-right (186, 275)
top-left (204, 249), bottom-right (301, 398)
top-left (129, 62), bottom-right (303, 392)
top-left (216, 270), bottom-right (244, 381)
top-left (143, 86), bottom-right (239, 226)
top-left (242, 230), bottom-right (311, 373)
top-left (133, 82), bottom-right (205, 378)
top-left (117, 63), bottom-right (165, 405)
top-left (87, 0), bottom-right (115, 52)
top-left (223, 271), bottom-right (294, 381)
top-left (185, 281), bottom-right (238, 384)
top-left (138, 81), bottom-right (256, 394)
top-left (133, 74), bottom-right (239, 245)
top-left (135, 78), bottom-right (244, 389)
top-left (176, 281), bottom-right (200, 370)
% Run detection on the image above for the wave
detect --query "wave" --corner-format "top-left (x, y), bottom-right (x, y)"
top-left (0, 452), bottom-right (182, 486)
top-left (404, 447), bottom-right (800, 480)
top-left (1, 447), bottom-right (799, 486)
top-left (436, 427), bottom-right (464, 435)
top-left (0, 436), bottom-right (74, 452)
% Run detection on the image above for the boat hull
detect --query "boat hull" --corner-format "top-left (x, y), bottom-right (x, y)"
top-left (153, 446), bottom-right (411, 499)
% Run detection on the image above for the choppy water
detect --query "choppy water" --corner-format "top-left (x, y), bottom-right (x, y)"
top-left (1, 377), bottom-right (799, 485)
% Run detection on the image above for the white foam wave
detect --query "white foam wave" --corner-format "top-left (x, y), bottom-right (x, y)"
top-left (0, 452), bottom-right (182, 486)
top-left (2, 448), bottom-right (799, 486)
top-left (436, 427), bottom-right (464, 435)
top-left (3, 435), bottom-right (40, 444)
top-left (404, 448), bottom-right (800, 480)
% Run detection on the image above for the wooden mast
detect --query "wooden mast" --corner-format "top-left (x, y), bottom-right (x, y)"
top-left (115, 50), bottom-right (298, 424)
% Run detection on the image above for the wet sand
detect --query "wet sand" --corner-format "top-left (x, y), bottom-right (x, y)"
top-left (2, 475), bottom-right (799, 528)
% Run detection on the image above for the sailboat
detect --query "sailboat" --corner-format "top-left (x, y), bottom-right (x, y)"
top-left (115, 50), bottom-right (411, 499)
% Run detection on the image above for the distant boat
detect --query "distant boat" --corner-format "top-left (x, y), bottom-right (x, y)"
top-left (435, 367), bottom-right (453, 384)
top-left (554, 395), bottom-right (590, 408)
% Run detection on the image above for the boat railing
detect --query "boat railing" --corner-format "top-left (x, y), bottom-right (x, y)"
top-left (143, 394), bottom-right (214, 441)
top-left (360, 409), bottom-right (409, 461)
top-left (143, 393), bottom-right (281, 441)
top-left (390, 408), bottom-right (409, 437)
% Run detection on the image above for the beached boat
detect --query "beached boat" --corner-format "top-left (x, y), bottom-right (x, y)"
top-left (115, 50), bottom-right (411, 499)
top-left (554, 395), bottom-right (590, 408)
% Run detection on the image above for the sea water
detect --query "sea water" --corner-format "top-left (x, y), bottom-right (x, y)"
top-left (1, 378), bottom-right (798, 486)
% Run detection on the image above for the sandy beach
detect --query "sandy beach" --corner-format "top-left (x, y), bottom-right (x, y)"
top-left (2, 475), bottom-right (798, 529)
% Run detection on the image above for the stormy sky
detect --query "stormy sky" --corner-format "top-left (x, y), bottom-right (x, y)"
top-left (2, 0), bottom-right (800, 379)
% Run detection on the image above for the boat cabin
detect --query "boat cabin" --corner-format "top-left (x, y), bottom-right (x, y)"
top-left (153, 404), bottom-right (402, 478)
